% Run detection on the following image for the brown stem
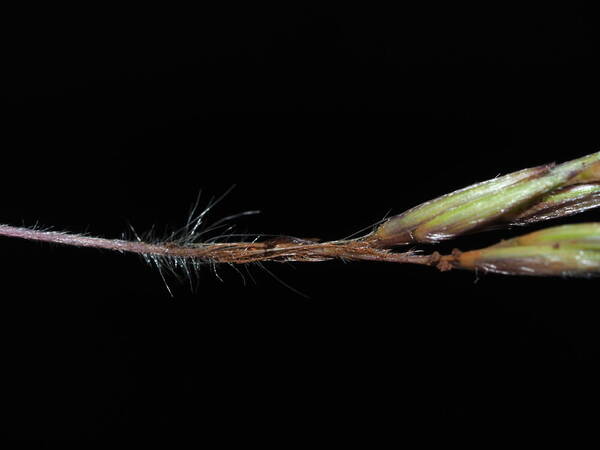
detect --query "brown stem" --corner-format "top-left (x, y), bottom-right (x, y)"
top-left (0, 224), bottom-right (452, 267)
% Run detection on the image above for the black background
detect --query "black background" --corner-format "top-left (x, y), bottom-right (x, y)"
top-left (2, 5), bottom-right (600, 440)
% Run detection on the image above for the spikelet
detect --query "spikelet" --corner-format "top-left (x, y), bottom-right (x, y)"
top-left (454, 223), bottom-right (600, 276)
top-left (371, 151), bottom-right (600, 246)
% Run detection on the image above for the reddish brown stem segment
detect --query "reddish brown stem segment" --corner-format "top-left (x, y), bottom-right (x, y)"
top-left (0, 224), bottom-right (449, 267)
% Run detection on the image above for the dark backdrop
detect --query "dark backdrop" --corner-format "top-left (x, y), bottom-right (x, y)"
top-left (1, 5), bottom-right (599, 440)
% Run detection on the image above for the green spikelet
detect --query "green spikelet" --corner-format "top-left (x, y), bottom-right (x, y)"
top-left (455, 223), bottom-right (600, 276)
top-left (371, 151), bottom-right (600, 246)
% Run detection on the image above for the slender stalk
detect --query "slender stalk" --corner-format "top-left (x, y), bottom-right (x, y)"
top-left (0, 224), bottom-right (442, 266)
